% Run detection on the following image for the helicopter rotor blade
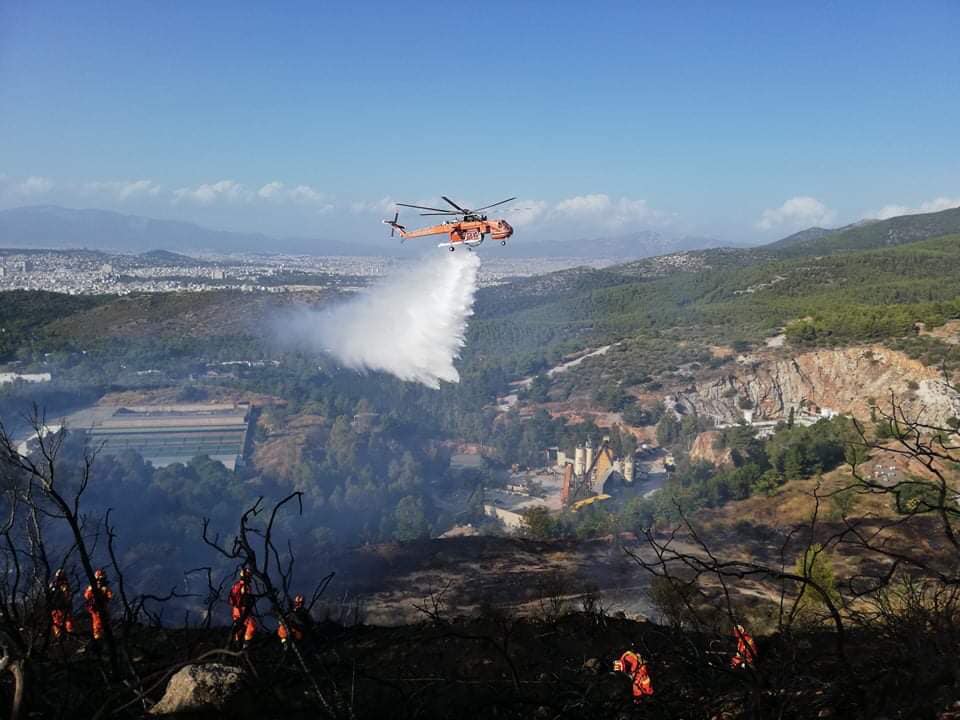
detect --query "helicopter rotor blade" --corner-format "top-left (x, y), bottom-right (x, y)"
top-left (441, 196), bottom-right (468, 213)
top-left (419, 211), bottom-right (461, 216)
top-left (396, 202), bottom-right (454, 212)
top-left (472, 197), bottom-right (517, 212)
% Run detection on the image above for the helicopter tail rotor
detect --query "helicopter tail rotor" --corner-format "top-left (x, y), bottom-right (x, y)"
top-left (382, 211), bottom-right (405, 239)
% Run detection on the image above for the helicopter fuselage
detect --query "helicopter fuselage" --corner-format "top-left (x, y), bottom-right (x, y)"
top-left (383, 195), bottom-right (517, 250)
top-left (396, 217), bottom-right (513, 249)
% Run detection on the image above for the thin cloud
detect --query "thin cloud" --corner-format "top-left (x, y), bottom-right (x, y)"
top-left (256, 181), bottom-right (331, 209)
top-left (349, 196), bottom-right (396, 214)
top-left (556, 193), bottom-right (612, 215)
top-left (756, 196), bottom-right (835, 231)
top-left (501, 199), bottom-right (548, 227)
top-left (0, 175), bottom-right (677, 239)
top-left (867, 196), bottom-right (960, 220)
top-left (173, 179), bottom-right (250, 206)
top-left (0, 175), bottom-right (55, 200)
top-left (83, 179), bottom-right (161, 201)
top-left (288, 184), bottom-right (331, 209)
top-left (257, 181), bottom-right (284, 199)
top-left (554, 193), bottom-right (669, 230)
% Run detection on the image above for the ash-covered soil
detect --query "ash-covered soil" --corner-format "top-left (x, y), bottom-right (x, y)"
top-left (20, 613), bottom-right (958, 719)
top-left (323, 535), bottom-right (658, 624)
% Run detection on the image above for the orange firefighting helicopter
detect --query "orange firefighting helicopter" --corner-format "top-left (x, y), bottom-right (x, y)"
top-left (383, 196), bottom-right (515, 251)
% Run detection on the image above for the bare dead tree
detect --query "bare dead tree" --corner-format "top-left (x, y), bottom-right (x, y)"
top-left (0, 628), bottom-right (24, 720)
top-left (0, 409), bottom-right (123, 678)
top-left (834, 387), bottom-right (960, 583)
top-left (412, 584), bottom-right (523, 694)
top-left (202, 492), bottom-right (343, 717)
top-left (625, 499), bottom-right (849, 662)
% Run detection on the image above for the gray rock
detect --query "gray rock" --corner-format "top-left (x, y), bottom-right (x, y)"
top-left (150, 663), bottom-right (248, 716)
top-left (582, 657), bottom-right (602, 674)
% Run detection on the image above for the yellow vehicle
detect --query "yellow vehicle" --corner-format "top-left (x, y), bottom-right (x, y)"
top-left (571, 494), bottom-right (611, 512)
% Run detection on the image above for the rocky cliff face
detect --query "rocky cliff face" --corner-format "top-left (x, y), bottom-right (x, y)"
top-left (689, 431), bottom-right (736, 468)
top-left (672, 345), bottom-right (960, 425)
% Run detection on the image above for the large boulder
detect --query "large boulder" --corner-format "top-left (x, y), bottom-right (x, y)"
top-left (150, 663), bottom-right (249, 716)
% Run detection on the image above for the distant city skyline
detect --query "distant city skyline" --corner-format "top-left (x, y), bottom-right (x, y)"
top-left (2, 1), bottom-right (959, 244)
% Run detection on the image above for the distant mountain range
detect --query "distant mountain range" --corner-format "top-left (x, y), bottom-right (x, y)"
top-left (0, 205), bottom-right (734, 260)
top-left (3, 203), bottom-right (960, 260)
top-left (0, 205), bottom-right (380, 256)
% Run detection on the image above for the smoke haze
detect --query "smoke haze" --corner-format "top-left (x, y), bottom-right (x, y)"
top-left (279, 251), bottom-right (481, 388)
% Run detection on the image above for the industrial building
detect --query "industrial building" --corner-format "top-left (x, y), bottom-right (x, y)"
top-left (79, 403), bottom-right (252, 470)
top-left (560, 436), bottom-right (636, 507)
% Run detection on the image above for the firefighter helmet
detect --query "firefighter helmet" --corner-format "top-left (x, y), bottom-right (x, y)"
top-left (94, 568), bottom-right (107, 581)
top-left (54, 568), bottom-right (66, 580)
top-left (293, 593), bottom-right (305, 608)
top-left (240, 566), bottom-right (252, 579)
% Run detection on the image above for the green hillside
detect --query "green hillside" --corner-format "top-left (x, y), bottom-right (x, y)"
top-left (768, 205), bottom-right (960, 256)
top-left (467, 234), bottom-right (960, 369)
top-left (0, 290), bottom-right (109, 361)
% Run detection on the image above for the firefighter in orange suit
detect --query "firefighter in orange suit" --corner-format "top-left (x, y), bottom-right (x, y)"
top-left (229, 566), bottom-right (257, 647)
top-left (49, 568), bottom-right (75, 638)
top-left (83, 568), bottom-right (113, 642)
top-left (277, 593), bottom-right (309, 648)
top-left (613, 649), bottom-right (654, 702)
top-left (731, 624), bottom-right (757, 669)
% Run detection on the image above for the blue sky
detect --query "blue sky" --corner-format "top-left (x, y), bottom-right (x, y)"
top-left (1, 1), bottom-right (959, 245)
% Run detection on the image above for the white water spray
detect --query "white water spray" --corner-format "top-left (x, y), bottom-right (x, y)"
top-left (279, 252), bottom-right (481, 388)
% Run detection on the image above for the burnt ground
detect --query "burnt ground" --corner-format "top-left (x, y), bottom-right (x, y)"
top-left (9, 612), bottom-right (959, 719)
top-left (322, 535), bottom-right (652, 624)
top-left (319, 522), bottom-right (951, 628)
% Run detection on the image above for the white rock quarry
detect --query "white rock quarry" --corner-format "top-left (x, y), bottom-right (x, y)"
top-left (673, 345), bottom-right (960, 426)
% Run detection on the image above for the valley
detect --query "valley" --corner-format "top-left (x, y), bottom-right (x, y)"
top-left (5, 207), bottom-right (960, 613)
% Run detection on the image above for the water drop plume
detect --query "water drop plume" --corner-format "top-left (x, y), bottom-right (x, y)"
top-left (278, 251), bottom-right (480, 388)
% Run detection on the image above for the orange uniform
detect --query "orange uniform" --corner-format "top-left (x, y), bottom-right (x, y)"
top-left (84, 573), bottom-right (113, 641)
top-left (49, 571), bottom-right (75, 638)
top-left (277, 594), bottom-right (308, 645)
top-left (229, 571), bottom-right (256, 644)
top-left (614, 650), bottom-right (654, 701)
top-left (731, 625), bottom-right (757, 669)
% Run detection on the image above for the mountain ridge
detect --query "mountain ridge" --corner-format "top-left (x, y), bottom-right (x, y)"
top-left (0, 205), bottom-right (383, 256)
top-left (1, 205), bottom-right (733, 260)
top-left (767, 207), bottom-right (960, 255)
